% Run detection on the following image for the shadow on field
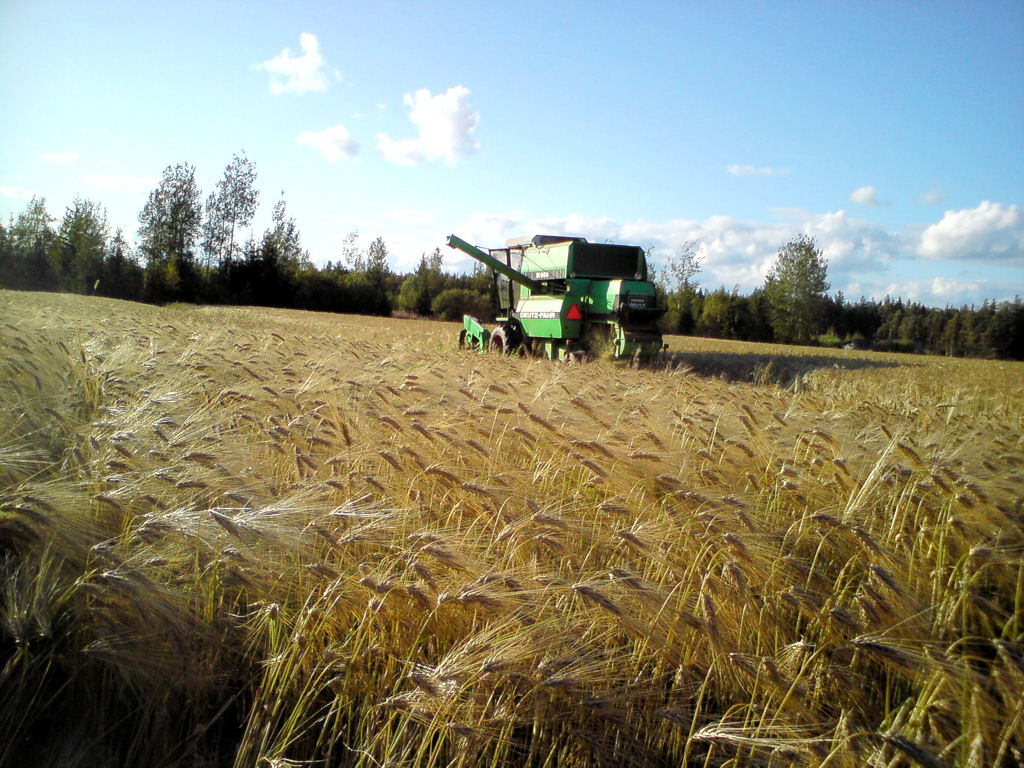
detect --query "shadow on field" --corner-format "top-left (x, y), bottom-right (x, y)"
top-left (663, 350), bottom-right (905, 386)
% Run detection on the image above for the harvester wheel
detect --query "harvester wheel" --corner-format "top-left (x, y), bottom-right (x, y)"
top-left (458, 329), bottom-right (467, 349)
top-left (489, 325), bottom-right (522, 356)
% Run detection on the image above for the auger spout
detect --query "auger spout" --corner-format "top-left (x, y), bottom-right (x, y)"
top-left (446, 234), bottom-right (543, 292)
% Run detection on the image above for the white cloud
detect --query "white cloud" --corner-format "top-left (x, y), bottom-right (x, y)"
top-left (41, 152), bottom-right (79, 164)
top-left (800, 210), bottom-right (898, 272)
top-left (919, 187), bottom-right (944, 205)
top-left (449, 209), bottom-right (905, 296)
top-left (850, 185), bottom-right (881, 206)
top-left (726, 164), bottom-right (788, 177)
top-left (316, 201), bottom-right (1019, 308)
top-left (878, 276), bottom-right (993, 306)
top-left (377, 86), bottom-right (479, 167)
top-left (930, 276), bottom-right (980, 299)
top-left (255, 33), bottom-right (339, 95)
top-left (453, 212), bottom-right (787, 287)
top-left (918, 201), bottom-right (1024, 262)
top-left (451, 212), bottom-right (527, 250)
top-left (296, 125), bottom-right (359, 162)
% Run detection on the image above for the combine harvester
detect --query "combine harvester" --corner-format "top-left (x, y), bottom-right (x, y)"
top-left (447, 234), bottom-right (666, 361)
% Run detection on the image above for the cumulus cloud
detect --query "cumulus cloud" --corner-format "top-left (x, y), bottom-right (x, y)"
top-left (255, 33), bottom-right (339, 95)
top-left (726, 164), bottom-right (788, 177)
top-left (454, 213), bottom-right (781, 287)
top-left (918, 201), bottom-right (1023, 262)
top-left (799, 210), bottom-right (899, 272)
top-left (850, 185), bottom-right (881, 206)
top-left (877, 276), bottom-right (994, 306)
top-left (395, 200), bottom-right (1019, 307)
top-left (296, 125), bottom-right (359, 162)
top-left (450, 209), bottom-right (905, 297)
top-left (377, 86), bottom-right (479, 167)
top-left (41, 152), bottom-right (79, 164)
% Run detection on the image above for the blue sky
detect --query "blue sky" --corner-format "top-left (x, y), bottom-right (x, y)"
top-left (2, 0), bottom-right (1022, 306)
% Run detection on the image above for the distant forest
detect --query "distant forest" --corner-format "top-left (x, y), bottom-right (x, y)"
top-left (2, 157), bottom-right (1021, 361)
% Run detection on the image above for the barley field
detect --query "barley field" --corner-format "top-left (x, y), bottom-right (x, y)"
top-left (1, 289), bottom-right (1022, 768)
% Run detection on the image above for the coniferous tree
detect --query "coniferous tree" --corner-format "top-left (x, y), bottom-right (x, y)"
top-left (53, 197), bottom-right (108, 293)
top-left (6, 197), bottom-right (57, 289)
top-left (103, 228), bottom-right (143, 299)
top-left (0, 218), bottom-right (10, 284)
top-left (397, 249), bottom-right (446, 315)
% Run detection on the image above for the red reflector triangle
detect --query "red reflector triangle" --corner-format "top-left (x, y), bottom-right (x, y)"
top-left (566, 303), bottom-right (583, 321)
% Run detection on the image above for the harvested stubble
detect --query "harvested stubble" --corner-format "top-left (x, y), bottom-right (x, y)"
top-left (1, 289), bottom-right (1023, 768)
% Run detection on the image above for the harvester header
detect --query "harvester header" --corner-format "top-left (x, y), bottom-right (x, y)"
top-left (446, 233), bottom-right (665, 361)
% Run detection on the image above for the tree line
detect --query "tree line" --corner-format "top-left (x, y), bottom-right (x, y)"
top-left (0, 156), bottom-right (492, 321)
top-left (1, 155), bottom-right (1021, 360)
top-left (657, 238), bottom-right (1024, 360)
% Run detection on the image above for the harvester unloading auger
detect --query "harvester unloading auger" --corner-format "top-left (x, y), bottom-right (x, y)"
top-left (447, 234), bottom-right (666, 361)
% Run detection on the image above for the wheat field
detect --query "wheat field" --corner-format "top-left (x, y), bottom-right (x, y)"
top-left (1, 289), bottom-right (1022, 768)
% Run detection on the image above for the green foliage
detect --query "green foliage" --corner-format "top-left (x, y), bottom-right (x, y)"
top-left (817, 329), bottom-right (844, 347)
top-left (102, 229), bottom-right (144, 300)
top-left (261, 197), bottom-right (307, 271)
top-left (764, 234), bottom-right (830, 344)
top-left (660, 239), bottom-right (703, 294)
top-left (0, 218), bottom-right (9, 282)
top-left (397, 249), bottom-right (446, 315)
top-left (658, 240), bottom-right (704, 334)
top-left (138, 163), bottom-right (202, 267)
top-left (201, 153), bottom-right (259, 269)
top-left (4, 196), bottom-right (57, 289)
top-left (338, 230), bottom-right (361, 270)
top-left (337, 235), bottom-right (392, 315)
top-left (431, 287), bottom-right (491, 321)
top-left (364, 236), bottom-right (390, 277)
top-left (332, 271), bottom-right (382, 314)
top-left (696, 289), bottom-right (734, 337)
top-left (663, 287), bottom-right (701, 334)
top-left (53, 198), bottom-right (108, 294)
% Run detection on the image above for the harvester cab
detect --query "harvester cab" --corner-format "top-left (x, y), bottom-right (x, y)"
top-left (447, 234), bottom-right (665, 361)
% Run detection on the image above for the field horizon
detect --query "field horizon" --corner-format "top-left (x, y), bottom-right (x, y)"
top-left (2, 290), bottom-right (1022, 767)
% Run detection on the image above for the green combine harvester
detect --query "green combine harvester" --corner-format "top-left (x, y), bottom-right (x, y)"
top-left (447, 234), bottom-right (666, 361)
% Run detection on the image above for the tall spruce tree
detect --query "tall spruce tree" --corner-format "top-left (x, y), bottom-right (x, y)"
top-left (53, 197), bottom-right (108, 293)
top-left (7, 197), bottom-right (57, 289)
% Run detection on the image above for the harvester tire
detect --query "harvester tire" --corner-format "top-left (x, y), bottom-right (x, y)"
top-left (489, 325), bottom-right (522, 356)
